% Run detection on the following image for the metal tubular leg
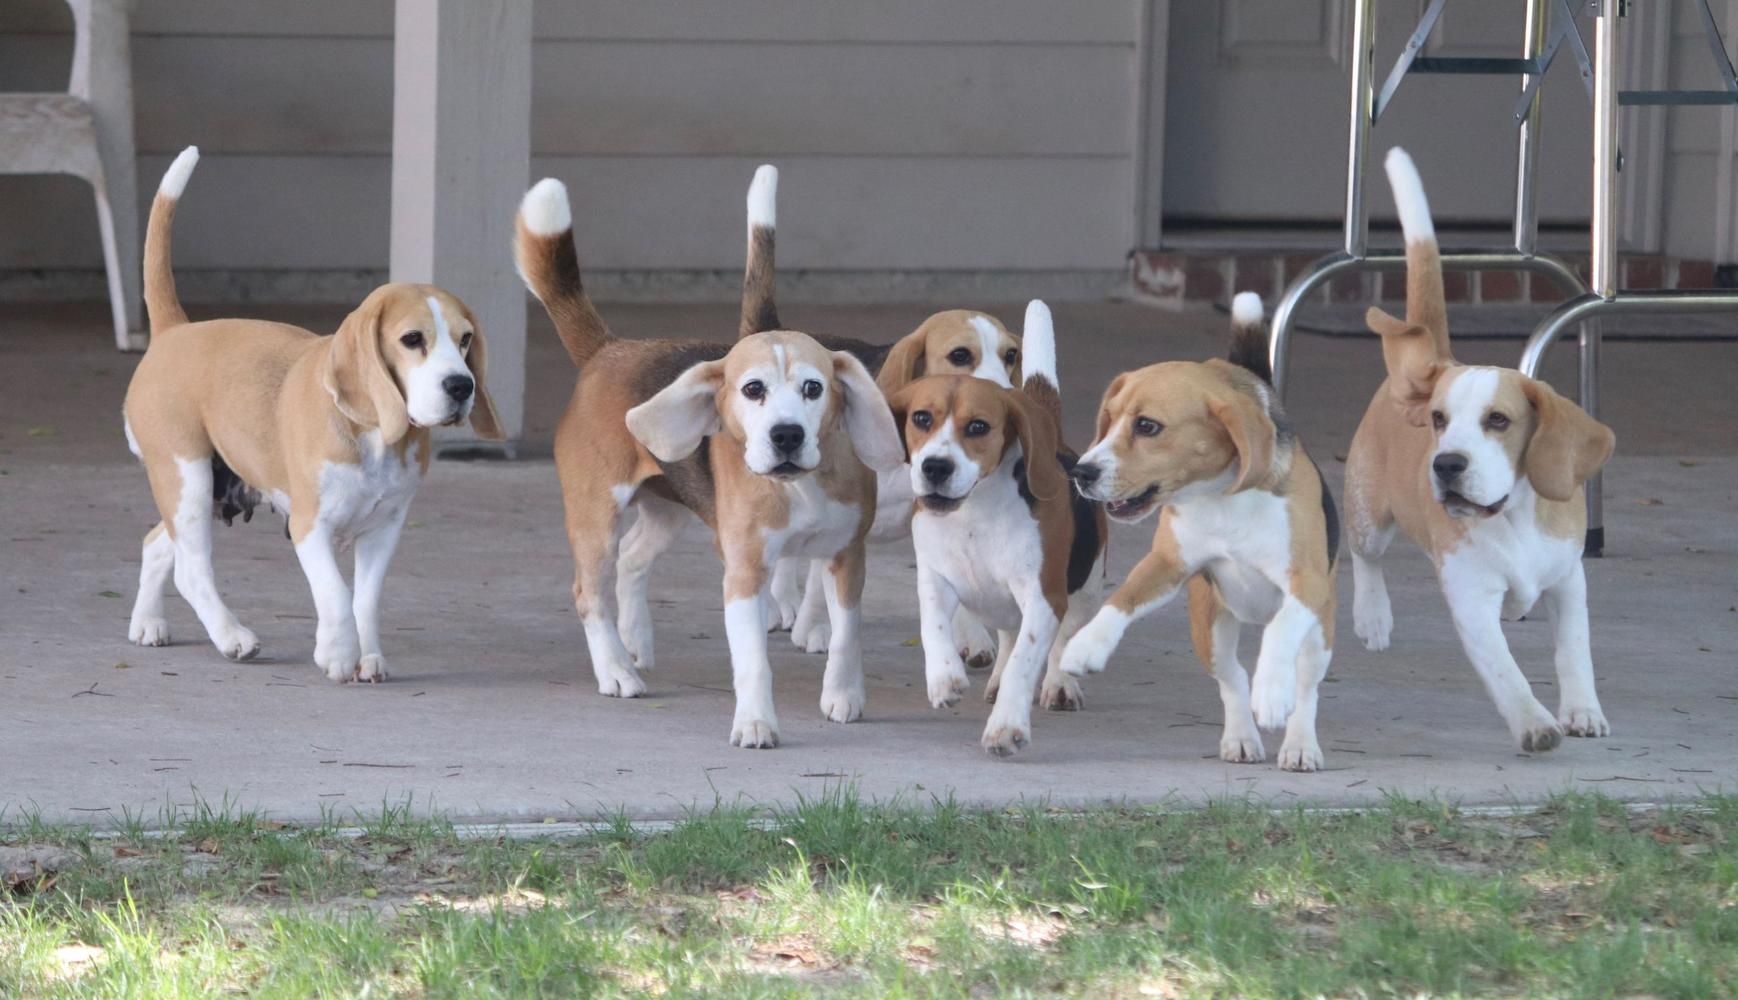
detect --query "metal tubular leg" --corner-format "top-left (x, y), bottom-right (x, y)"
top-left (1514, 0), bottom-right (1548, 254)
top-left (1342, 0), bottom-right (1378, 259)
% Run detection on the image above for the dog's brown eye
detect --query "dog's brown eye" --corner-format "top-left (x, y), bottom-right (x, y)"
top-left (965, 419), bottom-right (990, 437)
top-left (1486, 412), bottom-right (1511, 431)
top-left (742, 380), bottom-right (766, 401)
top-left (459, 332), bottom-right (473, 351)
top-left (911, 410), bottom-right (933, 430)
top-left (802, 379), bottom-right (824, 401)
top-left (1432, 411), bottom-right (1447, 431)
top-left (400, 331), bottom-right (425, 349)
top-left (1004, 349), bottom-right (1018, 367)
top-left (1134, 417), bottom-right (1162, 437)
top-left (946, 348), bottom-right (973, 367)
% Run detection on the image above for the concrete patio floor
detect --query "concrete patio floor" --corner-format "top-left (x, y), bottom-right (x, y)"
top-left (2, 300), bottom-right (1735, 825)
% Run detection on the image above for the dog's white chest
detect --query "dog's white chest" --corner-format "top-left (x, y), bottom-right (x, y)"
top-left (1450, 491), bottom-right (1580, 612)
top-left (912, 475), bottom-right (1040, 630)
top-left (315, 432), bottom-right (423, 546)
top-left (771, 477), bottom-right (861, 560)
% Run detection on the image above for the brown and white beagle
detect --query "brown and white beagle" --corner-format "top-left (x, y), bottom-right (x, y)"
top-left (122, 147), bottom-right (501, 682)
top-left (732, 165), bottom-right (1017, 664)
top-left (1344, 148), bottom-right (1616, 752)
top-left (887, 303), bottom-right (1108, 756)
top-left (1061, 294), bottom-right (1340, 771)
top-left (514, 177), bottom-right (903, 748)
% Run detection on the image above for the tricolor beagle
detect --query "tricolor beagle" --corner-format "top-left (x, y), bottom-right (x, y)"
top-left (731, 165), bottom-right (1016, 664)
top-left (1345, 148), bottom-right (1616, 751)
top-left (121, 147), bottom-right (501, 682)
top-left (514, 177), bottom-right (904, 748)
top-left (1061, 295), bottom-right (1340, 771)
top-left (888, 303), bottom-right (1108, 756)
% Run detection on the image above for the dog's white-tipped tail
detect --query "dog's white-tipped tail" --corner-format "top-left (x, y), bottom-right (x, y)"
top-left (159, 146), bottom-right (199, 200)
top-left (1384, 147), bottom-right (1435, 244)
top-left (1020, 299), bottom-right (1057, 388)
top-left (747, 164), bottom-right (777, 234)
top-left (519, 177), bottom-right (573, 238)
top-left (1231, 291), bottom-right (1263, 328)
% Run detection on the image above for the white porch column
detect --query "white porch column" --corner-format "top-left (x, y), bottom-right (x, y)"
top-left (391, 0), bottom-right (532, 445)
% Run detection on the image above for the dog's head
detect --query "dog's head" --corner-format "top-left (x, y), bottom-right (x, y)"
top-left (1420, 366), bottom-right (1615, 517)
top-left (1071, 362), bottom-right (1277, 523)
top-left (627, 331), bottom-right (903, 480)
top-left (324, 284), bottom-right (502, 443)
top-left (877, 310), bottom-right (1021, 395)
top-left (887, 375), bottom-right (1063, 514)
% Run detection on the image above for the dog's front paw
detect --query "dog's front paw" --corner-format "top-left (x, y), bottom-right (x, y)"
top-left (731, 718), bottom-right (780, 749)
top-left (1250, 673), bottom-right (1296, 730)
top-left (768, 593), bottom-right (799, 633)
top-left (356, 654), bottom-right (388, 684)
top-left (215, 625), bottom-right (261, 662)
top-left (928, 664), bottom-right (970, 708)
top-left (1519, 721), bottom-right (1564, 753)
top-left (1559, 705), bottom-right (1609, 738)
top-left (597, 666), bottom-right (647, 699)
top-left (314, 629), bottom-right (359, 682)
top-left (129, 617), bottom-right (171, 647)
top-left (1039, 674), bottom-right (1084, 711)
top-left (792, 620), bottom-right (830, 655)
top-left (1220, 730), bottom-right (1266, 764)
top-left (819, 683), bottom-right (864, 724)
top-left (954, 614), bottom-right (996, 669)
top-left (1353, 596), bottom-right (1392, 652)
top-left (1277, 737), bottom-right (1323, 773)
top-left (980, 711), bottom-right (1032, 758)
top-left (619, 615), bottom-right (655, 670)
top-left (1060, 622), bottom-right (1116, 677)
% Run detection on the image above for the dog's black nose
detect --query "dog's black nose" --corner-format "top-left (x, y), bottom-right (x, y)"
top-left (1069, 462), bottom-right (1101, 487)
top-left (921, 456), bottom-right (955, 486)
top-left (769, 423), bottom-right (805, 456)
top-left (1432, 452), bottom-right (1469, 481)
top-left (443, 374), bottom-right (474, 402)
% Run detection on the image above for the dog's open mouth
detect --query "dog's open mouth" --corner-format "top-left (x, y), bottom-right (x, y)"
top-left (1104, 485), bottom-right (1160, 521)
top-left (919, 493), bottom-right (963, 513)
top-left (1442, 490), bottom-right (1507, 518)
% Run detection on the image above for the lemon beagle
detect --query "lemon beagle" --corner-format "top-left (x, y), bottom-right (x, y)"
top-left (1061, 295), bottom-right (1340, 771)
top-left (121, 147), bottom-right (501, 682)
top-left (514, 178), bottom-right (903, 748)
top-left (1345, 149), bottom-right (1616, 752)
top-left (887, 303), bottom-right (1108, 756)
top-left (731, 165), bottom-right (1015, 664)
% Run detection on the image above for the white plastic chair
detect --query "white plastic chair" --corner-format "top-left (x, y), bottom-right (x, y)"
top-left (0, 0), bottom-right (142, 350)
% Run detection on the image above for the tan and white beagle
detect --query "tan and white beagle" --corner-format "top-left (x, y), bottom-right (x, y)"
top-left (514, 177), bottom-right (903, 748)
top-left (1061, 294), bottom-right (1340, 771)
top-left (731, 165), bottom-right (1017, 663)
top-left (887, 303), bottom-right (1108, 756)
top-left (1345, 149), bottom-right (1616, 752)
top-left (121, 147), bottom-right (501, 682)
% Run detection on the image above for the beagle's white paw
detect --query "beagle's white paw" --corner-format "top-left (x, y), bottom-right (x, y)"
top-left (1060, 619), bottom-right (1117, 677)
top-left (731, 718), bottom-right (780, 749)
top-left (953, 612), bottom-right (997, 669)
top-left (1559, 705), bottom-right (1610, 738)
top-left (1039, 673), bottom-right (1084, 712)
top-left (216, 625), bottom-right (261, 662)
top-left (768, 592), bottom-right (800, 633)
top-left (1353, 593), bottom-right (1392, 651)
top-left (928, 663), bottom-right (970, 708)
top-left (356, 654), bottom-right (389, 684)
top-left (1277, 737), bottom-right (1323, 773)
top-left (129, 617), bottom-right (171, 647)
top-left (792, 620), bottom-right (830, 655)
top-left (1250, 671), bottom-right (1295, 730)
top-left (314, 628), bottom-right (359, 682)
top-left (819, 683), bottom-right (864, 724)
top-left (620, 613), bottom-right (656, 670)
top-left (980, 709), bottom-right (1032, 758)
top-left (1220, 729), bottom-right (1266, 764)
top-left (597, 664), bottom-right (647, 699)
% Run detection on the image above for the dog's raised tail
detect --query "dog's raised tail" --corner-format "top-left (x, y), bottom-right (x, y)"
top-left (515, 178), bottom-right (613, 368)
top-left (1226, 291), bottom-right (1272, 384)
top-left (1384, 147), bottom-right (1450, 353)
top-left (1019, 299), bottom-right (1063, 428)
top-left (142, 146), bottom-right (199, 336)
top-left (740, 164), bottom-right (780, 339)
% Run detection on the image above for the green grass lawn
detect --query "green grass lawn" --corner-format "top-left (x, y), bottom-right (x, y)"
top-left (3, 791), bottom-right (1736, 998)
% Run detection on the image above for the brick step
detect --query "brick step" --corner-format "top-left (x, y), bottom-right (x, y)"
top-left (1130, 249), bottom-right (1722, 308)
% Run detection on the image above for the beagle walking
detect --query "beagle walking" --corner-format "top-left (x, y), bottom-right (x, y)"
top-left (514, 178), bottom-right (903, 748)
top-left (122, 147), bottom-right (501, 681)
top-left (1061, 295), bottom-right (1340, 771)
top-left (1345, 149), bottom-right (1616, 751)
top-left (889, 304), bottom-right (1107, 756)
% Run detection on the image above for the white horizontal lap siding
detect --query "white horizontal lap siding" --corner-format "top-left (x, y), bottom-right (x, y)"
top-left (0, 0), bottom-right (1138, 273)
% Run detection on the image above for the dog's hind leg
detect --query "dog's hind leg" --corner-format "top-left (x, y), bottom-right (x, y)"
top-left (982, 629), bottom-right (1017, 705)
top-left (1345, 459), bottom-right (1396, 651)
top-left (615, 495), bottom-right (688, 671)
top-left (1190, 577), bottom-right (1263, 764)
top-left (163, 457), bottom-right (260, 661)
top-left (567, 483), bottom-right (647, 699)
top-left (1545, 563), bottom-right (1609, 738)
top-left (128, 522), bottom-right (175, 647)
top-left (789, 561), bottom-right (830, 653)
top-left (1277, 623), bottom-right (1331, 772)
top-left (350, 506), bottom-right (408, 683)
top-left (817, 544), bottom-right (867, 724)
top-left (953, 609), bottom-right (997, 670)
top-left (767, 557), bottom-right (803, 632)
top-left (1039, 591), bottom-right (1096, 711)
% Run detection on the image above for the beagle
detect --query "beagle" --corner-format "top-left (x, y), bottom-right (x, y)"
top-left (121, 147), bottom-right (501, 682)
top-left (888, 303), bottom-right (1108, 756)
top-left (730, 165), bottom-right (1015, 663)
top-left (1345, 149), bottom-right (1616, 751)
top-left (514, 177), bottom-right (904, 748)
top-left (1061, 294), bottom-right (1340, 771)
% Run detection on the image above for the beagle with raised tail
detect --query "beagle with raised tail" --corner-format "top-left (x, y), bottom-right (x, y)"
top-left (1061, 294), bottom-right (1340, 771)
top-left (888, 303), bottom-right (1107, 756)
top-left (1345, 148), bottom-right (1616, 752)
top-left (515, 177), bottom-right (903, 748)
top-left (122, 147), bottom-right (502, 681)
top-left (733, 165), bottom-right (1014, 663)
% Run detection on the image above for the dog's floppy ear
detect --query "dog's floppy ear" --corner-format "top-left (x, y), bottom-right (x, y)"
top-left (834, 350), bottom-right (905, 473)
top-left (876, 325), bottom-right (930, 396)
top-left (1208, 390), bottom-right (1277, 493)
top-left (1095, 372), bottom-right (1128, 444)
top-left (1520, 376), bottom-right (1615, 502)
top-left (626, 359), bottom-right (725, 462)
top-left (1365, 306), bottom-right (1448, 427)
top-left (457, 305), bottom-right (504, 440)
top-left (883, 382), bottom-right (916, 463)
top-left (1008, 392), bottom-right (1066, 502)
top-left (325, 296), bottom-right (410, 444)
